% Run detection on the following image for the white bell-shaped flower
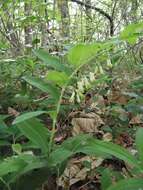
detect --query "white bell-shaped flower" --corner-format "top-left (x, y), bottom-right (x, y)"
top-left (89, 72), bottom-right (95, 82)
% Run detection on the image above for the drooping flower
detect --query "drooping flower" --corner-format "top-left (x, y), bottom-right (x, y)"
top-left (76, 93), bottom-right (81, 103)
top-left (77, 81), bottom-right (84, 92)
top-left (99, 66), bottom-right (104, 74)
top-left (69, 91), bottom-right (75, 103)
top-left (107, 59), bottom-right (113, 68)
top-left (94, 66), bottom-right (99, 74)
top-left (83, 76), bottom-right (90, 88)
top-left (89, 72), bottom-right (95, 82)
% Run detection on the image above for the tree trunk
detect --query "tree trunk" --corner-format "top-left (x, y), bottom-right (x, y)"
top-left (57, 0), bottom-right (70, 39)
top-left (131, 0), bottom-right (138, 22)
top-left (41, 0), bottom-right (49, 47)
top-left (85, 0), bottom-right (92, 40)
top-left (24, 2), bottom-right (32, 48)
top-left (7, 21), bottom-right (22, 56)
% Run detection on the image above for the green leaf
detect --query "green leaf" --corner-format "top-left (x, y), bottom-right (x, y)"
top-left (49, 135), bottom-right (141, 170)
top-left (101, 169), bottom-right (112, 190)
top-left (34, 49), bottom-right (71, 73)
top-left (0, 156), bottom-right (27, 177)
top-left (23, 76), bottom-right (60, 101)
top-left (48, 148), bottom-right (73, 166)
top-left (19, 159), bottom-right (47, 176)
top-left (64, 135), bottom-right (138, 167)
top-left (48, 135), bottom-right (90, 166)
top-left (120, 22), bottom-right (143, 44)
top-left (68, 43), bottom-right (101, 67)
top-left (46, 71), bottom-right (69, 87)
top-left (12, 143), bottom-right (22, 154)
top-left (11, 166), bottom-right (50, 190)
top-left (107, 178), bottom-right (143, 190)
top-left (13, 111), bottom-right (46, 125)
top-left (136, 128), bottom-right (143, 162)
top-left (11, 154), bottom-right (48, 177)
top-left (79, 138), bottom-right (140, 169)
top-left (0, 153), bottom-right (47, 185)
top-left (0, 115), bottom-right (8, 129)
top-left (16, 119), bottom-right (49, 153)
top-left (22, 141), bottom-right (42, 150)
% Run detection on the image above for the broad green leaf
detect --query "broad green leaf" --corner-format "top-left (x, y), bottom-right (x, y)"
top-left (61, 134), bottom-right (90, 151)
top-left (46, 70), bottom-right (69, 86)
top-left (16, 119), bottom-right (49, 153)
top-left (0, 153), bottom-right (47, 184)
top-left (107, 178), bottom-right (143, 190)
top-left (23, 76), bottom-right (60, 101)
top-left (9, 155), bottom-right (48, 181)
top-left (0, 156), bottom-right (26, 177)
top-left (101, 169), bottom-right (112, 190)
top-left (48, 135), bottom-right (90, 166)
top-left (48, 148), bottom-right (73, 166)
top-left (34, 49), bottom-right (71, 73)
top-left (79, 138), bottom-right (140, 169)
top-left (136, 128), bottom-right (143, 162)
top-left (12, 143), bottom-right (22, 154)
top-left (49, 135), bottom-right (141, 170)
top-left (120, 22), bottom-right (143, 44)
top-left (22, 141), bottom-right (42, 150)
top-left (13, 111), bottom-right (46, 125)
top-left (0, 115), bottom-right (8, 129)
top-left (62, 135), bottom-right (137, 167)
top-left (68, 43), bottom-right (101, 67)
top-left (19, 159), bottom-right (47, 176)
top-left (11, 167), bottom-right (50, 190)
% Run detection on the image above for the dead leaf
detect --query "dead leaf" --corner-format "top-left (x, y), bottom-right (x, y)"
top-left (72, 112), bottom-right (104, 136)
top-left (129, 114), bottom-right (143, 124)
top-left (58, 156), bottom-right (103, 188)
top-left (103, 132), bottom-right (112, 142)
top-left (54, 133), bottom-right (67, 143)
top-left (109, 90), bottom-right (128, 105)
top-left (115, 133), bottom-right (133, 148)
top-left (8, 107), bottom-right (20, 117)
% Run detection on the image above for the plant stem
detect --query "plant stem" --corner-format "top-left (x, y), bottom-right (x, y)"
top-left (48, 49), bottom-right (109, 154)
top-left (48, 66), bottom-right (81, 154)
top-left (48, 87), bottom-right (66, 154)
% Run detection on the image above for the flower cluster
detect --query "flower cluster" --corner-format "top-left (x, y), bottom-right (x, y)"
top-left (69, 65), bottom-right (105, 103)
